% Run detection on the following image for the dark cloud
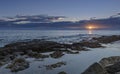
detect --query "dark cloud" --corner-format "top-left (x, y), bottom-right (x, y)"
top-left (1, 15), bottom-right (66, 23)
top-left (0, 14), bottom-right (120, 30)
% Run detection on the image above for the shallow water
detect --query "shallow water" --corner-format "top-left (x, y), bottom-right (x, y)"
top-left (0, 41), bottom-right (120, 74)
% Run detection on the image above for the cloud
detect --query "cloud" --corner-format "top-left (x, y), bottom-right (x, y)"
top-left (0, 15), bottom-right (66, 23)
top-left (0, 14), bottom-right (120, 30)
top-left (14, 21), bottom-right (31, 24)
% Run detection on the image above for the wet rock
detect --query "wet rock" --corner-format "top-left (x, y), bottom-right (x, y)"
top-left (105, 62), bottom-right (120, 74)
top-left (99, 56), bottom-right (120, 67)
top-left (82, 62), bottom-right (109, 74)
top-left (92, 35), bottom-right (120, 43)
top-left (4, 40), bottom-right (64, 53)
top-left (0, 39), bottom-right (91, 62)
top-left (0, 48), bottom-right (9, 56)
top-left (65, 49), bottom-right (79, 54)
top-left (58, 71), bottom-right (67, 74)
top-left (0, 56), bottom-right (5, 60)
top-left (99, 56), bottom-right (120, 74)
top-left (0, 63), bottom-right (2, 67)
top-left (6, 58), bottom-right (29, 72)
top-left (45, 62), bottom-right (66, 70)
top-left (28, 52), bottom-right (49, 59)
top-left (71, 45), bottom-right (85, 50)
top-left (9, 55), bottom-right (16, 60)
top-left (72, 41), bottom-right (102, 48)
top-left (50, 51), bottom-right (64, 58)
top-left (83, 56), bottom-right (120, 74)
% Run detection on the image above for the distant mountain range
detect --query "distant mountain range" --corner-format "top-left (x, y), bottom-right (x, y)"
top-left (0, 14), bottom-right (120, 30)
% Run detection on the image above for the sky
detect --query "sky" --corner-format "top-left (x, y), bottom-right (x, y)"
top-left (0, 0), bottom-right (120, 20)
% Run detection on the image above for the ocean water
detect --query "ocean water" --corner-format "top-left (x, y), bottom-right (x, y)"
top-left (0, 30), bottom-right (120, 74)
top-left (0, 30), bottom-right (120, 47)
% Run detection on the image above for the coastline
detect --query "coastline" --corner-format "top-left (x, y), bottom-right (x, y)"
top-left (0, 35), bottom-right (120, 74)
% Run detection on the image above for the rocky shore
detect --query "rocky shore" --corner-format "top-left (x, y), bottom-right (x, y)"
top-left (0, 35), bottom-right (120, 73)
top-left (82, 56), bottom-right (120, 74)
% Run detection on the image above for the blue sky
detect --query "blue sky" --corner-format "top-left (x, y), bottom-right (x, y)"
top-left (0, 0), bottom-right (120, 20)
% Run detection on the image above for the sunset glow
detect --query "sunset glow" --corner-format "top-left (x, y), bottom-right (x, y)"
top-left (86, 25), bottom-right (98, 30)
top-left (88, 26), bottom-right (93, 30)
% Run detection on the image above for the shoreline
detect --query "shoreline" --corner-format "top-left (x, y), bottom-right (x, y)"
top-left (0, 35), bottom-right (120, 74)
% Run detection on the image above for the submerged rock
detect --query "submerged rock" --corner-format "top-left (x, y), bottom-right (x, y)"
top-left (82, 62), bottom-right (109, 74)
top-left (45, 62), bottom-right (66, 70)
top-left (6, 58), bottom-right (29, 72)
top-left (50, 51), bottom-right (64, 58)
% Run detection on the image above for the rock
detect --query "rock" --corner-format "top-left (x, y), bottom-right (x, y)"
top-left (99, 56), bottom-right (120, 67)
top-left (92, 35), bottom-right (120, 43)
top-left (72, 41), bottom-right (102, 48)
top-left (71, 45), bottom-right (85, 50)
top-left (4, 40), bottom-right (64, 53)
top-left (58, 71), bottom-right (67, 74)
top-left (0, 62), bottom-right (3, 67)
top-left (99, 56), bottom-right (120, 74)
top-left (45, 62), bottom-right (66, 70)
top-left (50, 51), bottom-right (64, 58)
top-left (28, 52), bottom-right (49, 58)
top-left (82, 62), bottom-right (109, 74)
top-left (65, 50), bottom-right (79, 54)
top-left (0, 56), bottom-right (5, 60)
top-left (83, 56), bottom-right (120, 74)
top-left (105, 62), bottom-right (120, 74)
top-left (6, 58), bottom-right (29, 72)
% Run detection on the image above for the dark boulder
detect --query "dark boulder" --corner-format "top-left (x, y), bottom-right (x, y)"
top-left (82, 62), bottom-right (109, 74)
top-left (105, 62), bottom-right (120, 74)
top-left (99, 56), bottom-right (120, 67)
top-left (83, 56), bottom-right (120, 74)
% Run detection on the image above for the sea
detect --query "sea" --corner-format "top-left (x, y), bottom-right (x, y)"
top-left (0, 30), bottom-right (120, 74)
top-left (0, 30), bottom-right (120, 47)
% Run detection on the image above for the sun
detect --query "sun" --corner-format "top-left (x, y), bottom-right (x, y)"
top-left (85, 24), bottom-right (101, 30)
top-left (86, 26), bottom-right (94, 30)
top-left (88, 26), bottom-right (93, 29)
